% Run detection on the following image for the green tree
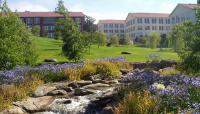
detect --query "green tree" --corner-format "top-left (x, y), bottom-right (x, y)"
top-left (148, 32), bottom-right (161, 49)
top-left (0, 0), bottom-right (10, 14)
top-left (160, 34), bottom-right (168, 51)
top-left (94, 32), bottom-right (106, 48)
top-left (31, 25), bottom-right (40, 36)
top-left (0, 2), bottom-right (37, 70)
top-left (168, 24), bottom-right (185, 52)
top-left (120, 35), bottom-right (132, 45)
top-left (55, 0), bottom-right (85, 62)
top-left (110, 34), bottom-right (119, 46)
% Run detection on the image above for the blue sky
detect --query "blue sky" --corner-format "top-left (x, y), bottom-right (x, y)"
top-left (8, 0), bottom-right (196, 22)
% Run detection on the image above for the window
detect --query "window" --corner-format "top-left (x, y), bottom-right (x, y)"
top-left (166, 26), bottom-right (170, 30)
top-left (176, 16), bottom-right (180, 23)
top-left (181, 17), bottom-right (185, 22)
top-left (120, 30), bottom-right (124, 33)
top-left (26, 18), bottom-right (32, 24)
top-left (115, 24), bottom-right (119, 28)
top-left (145, 26), bottom-right (150, 30)
top-left (159, 18), bottom-right (163, 24)
top-left (120, 24), bottom-right (124, 28)
top-left (109, 30), bottom-right (113, 33)
top-left (43, 18), bottom-right (56, 24)
top-left (145, 18), bottom-right (150, 24)
top-left (104, 30), bottom-right (108, 33)
top-left (137, 18), bottom-right (143, 24)
top-left (74, 18), bottom-right (81, 24)
top-left (152, 26), bottom-right (157, 30)
top-left (34, 18), bottom-right (40, 24)
top-left (48, 33), bottom-right (54, 38)
top-left (159, 26), bottom-right (164, 31)
top-left (166, 19), bottom-right (170, 24)
top-left (137, 26), bottom-right (143, 30)
top-left (172, 17), bottom-right (175, 24)
top-left (115, 30), bottom-right (119, 33)
top-left (132, 19), bottom-right (135, 24)
top-left (44, 26), bottom-right (55, 31)
top-left (104, 24), bottom-right (108, 28)
top-left (152, 18), bottom-right (157, 24)
top-left (109, 24), bottom-right (113, 28)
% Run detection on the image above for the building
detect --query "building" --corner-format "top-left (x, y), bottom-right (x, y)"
top-left (18, 11), bottom-right (85, 38)
top-left (126, 13), bottom-right (171, 40)
top-left (169, 4), bottom-right (197, 25)
top-left (98, 20), bottom-right (125, 38)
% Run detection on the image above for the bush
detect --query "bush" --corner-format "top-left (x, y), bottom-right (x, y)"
top-left (95, 61), bottom-right (121, 78)
top-left (114, 91), bottom-right (159, 114)
top-left (0, 77), bottom-right (43, 111)
top-left (159, 68), bottom-right (180, 76)
top-left (147, 32), bottom-right (161, 49)
top-left (64, 68), bottom-right (81, 80)
top-left (0, 13), bottom-right (37, 70)
top-left (80, 63), bottom-right (97, 79)
top-left (31, 25), bottom-right (40, 36)
top-left (110, 34), bottom-right (119, 46)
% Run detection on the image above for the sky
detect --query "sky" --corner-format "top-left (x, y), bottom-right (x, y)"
top-left (7, 0), bottom-right (196, 22)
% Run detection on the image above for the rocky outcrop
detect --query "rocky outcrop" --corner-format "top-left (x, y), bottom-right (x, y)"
top-left (13, 96), bottom-right (55, 113)
top-left (34, 85), bottom-right (56, 97)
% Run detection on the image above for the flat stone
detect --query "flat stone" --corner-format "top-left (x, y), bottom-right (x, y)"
top-left (83, 83), bottom-right (110, 90)
top-left (34, 85), bottom-right (56, 97)
top-left (13, 96), bottom-right (55, 113)
top-left (68, 82), bottom-right (79, 89)
top-left (1, 106), bottom-right (25, 114)
top-left (74, 88), bottom-right (95, 96)
top-left (47, 90), bottom-right (67, 96)
top-left (77, 80), bottom-right (93, 86)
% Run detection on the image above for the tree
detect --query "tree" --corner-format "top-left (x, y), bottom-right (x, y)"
top-left (31, 25), bottom-right (40, 36)
top-left (110, 34), bottom-right (119, 46)
top-left (120, 35), bottom-right (132, 45)
top-left (94, 32), bottom-right (106, 48)
top-left (0, 0), bottom-right (10, 14)
top-left (160, 34), bottom-right (168, 50)
top-left (148, 32), bottom-right (161, 49)
top-left (83, 16), bottom-right (97, 32)
top-left (0, 2), bottom-right (37, 70)
top-left (168, 24), bottom-right (185, 52)
top-left (55, 0), bottom-right (85, 62)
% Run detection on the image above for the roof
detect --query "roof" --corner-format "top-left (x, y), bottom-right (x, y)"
top-left (180, 4), bottom-right (198, 9)
top-left (99, 20), bottom-right (125, 24)
top-left (127, 13), bottom-right (170, 18)
top-left (17, 12), bottom-right (85, 17)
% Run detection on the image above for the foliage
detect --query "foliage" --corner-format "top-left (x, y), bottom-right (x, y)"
top-left (83, 16), bottom-right (97, 32)
top-left (168, 24), bottom-right (185, 52)
top-left (31, 25), bottom-right (40, 36)
top-left (0, 11), bottom-right (37, 70)
top-left (138, 36), bottom-right (147, 46)
top-left (0, 77), bottom-right (43, 111)
top-left (114, 91), bottom-right (159, 114)
top-left (64, 68), bottom-right (81, 80)
top-left (55, 0), bottom-right (85, 62)
top-left (120, 35), bottom-right (132, 45)
top-left (80, 63), bottom-right (97, 79)
top-left (159, 68), bottom-right (180, 76)
top-left (94, 32), bottom-right (107, 48)
top-left (147, 32), bottom-right (161, 49)
top-left (0, 0), bottom-right (10, 14)
top-left (160, 34), bottom-right (168, 50)
top-left (110, 34), bottom-right (119, 46)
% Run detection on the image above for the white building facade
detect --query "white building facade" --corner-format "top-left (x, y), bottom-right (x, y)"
top-left (126, 13), bottom-right (171, 40)
top-left (97, 4), bottom-right (197, 41)
top-left (98, 20), bottom-right (125, 38)
top-left (170, 4), bottom-right (197, 25)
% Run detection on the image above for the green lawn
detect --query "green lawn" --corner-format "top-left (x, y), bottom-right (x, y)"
top-left (32, 36), bottom-right (179, 63)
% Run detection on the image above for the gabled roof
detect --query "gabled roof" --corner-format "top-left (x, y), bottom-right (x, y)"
top-left (99, 19), bottom-right (125, 24)
top-left (170, 4), bottom-right (198, 17)
top-left (17, 12), bottom-right (85, 18)
top-left (126, 13), bottom-right (169, 20)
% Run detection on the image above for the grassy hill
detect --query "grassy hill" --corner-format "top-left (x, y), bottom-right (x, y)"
top-left (32, 36), bottom-right (179, 63)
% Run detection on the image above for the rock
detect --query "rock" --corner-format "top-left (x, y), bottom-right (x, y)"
top-left (1, 106), bottom-right (25, 114)
top-left (68, 82), bottom-right (79, 89)
top-left (100, 106), bottom-right (114, 114)
top-left (92, 79), bottom-right (108, 84)
top-left (64, 87), bottom-right (74, 92)
top-left (108, 79), bottom-right (119, 84)
top-left (76, 80), bottom-right (93, 86)
top-left (47, 90), bottom-right (67, 96)
top-left (121, 52), bottom-right (132, 54)
top-left (34, 85), bottom-right (56, 97)
top-left (74, 88), bottom-right (95, 96)
top-left (13, 96), bottom-right (55, 113)
top-left (44, 58), bottom-right (57, 62)
top-left (131, 62), bottom-right (147, 69)
top-left (120, 69), bottom-right (131, 75)
top-left (54, 99), bottom-right (72, 104)
top-left (83, 83), bottom-right (110, 90)
top-left (84, 76), bottom-right (95, 81)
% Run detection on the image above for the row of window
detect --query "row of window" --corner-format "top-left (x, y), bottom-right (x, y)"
top-left (104, 30), bottom-right (125, 33)
top-left (126, 26), bottom-right (171, 32)
top-left (171, 16), bottom-right (191, 24)
top-left (126, 18), bottom-right (170, 26)
top-left (103, 24), bottom-right (125, 29)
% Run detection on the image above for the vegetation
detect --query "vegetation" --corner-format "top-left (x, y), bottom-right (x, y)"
top-left (114, 91), bottom-right (159, 114)
top-left (147, 32), bottom-right (161, 49)
top-left (94, 32), bottom-right (107, 47)
top-left (0, 1), bottom-right (37, 70)
top-left (110, 34), bottom-right (119, 46)
top-left (0, 77), bottom-right (43, 111)
top-left (31, 25), bottom-right (40, 36)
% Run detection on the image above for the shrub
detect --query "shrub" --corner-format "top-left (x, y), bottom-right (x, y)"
top-left (110, 34), bottom-right (119, 46)
top-left (0, 77), bottom-right (43, 111)
top-left (64, 68), bottom-right (81, 80)
top-left (114, 91), bottom-right (159, 114)
top-left (80, 63), bottom-right (97, 79)
top-left (31, 25), bottom-right (40, 36)
top-left (95, 61), bottom-right (121, 78)
top-left (159, 68), bottom-right (180, 76)
top-left (0, 13), bottom-right (37, 70)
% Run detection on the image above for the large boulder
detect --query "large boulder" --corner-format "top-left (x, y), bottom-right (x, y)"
top-left (1, 106), bottom-right (25, 114)
top-left (13, 96), bottom-right (55, 113)
top-left (74, 88), bottom-right (95, 96)
top-left (47, 90), bottom-right (68, 96)
top-left (34, 85), bottom-right (56, 97)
